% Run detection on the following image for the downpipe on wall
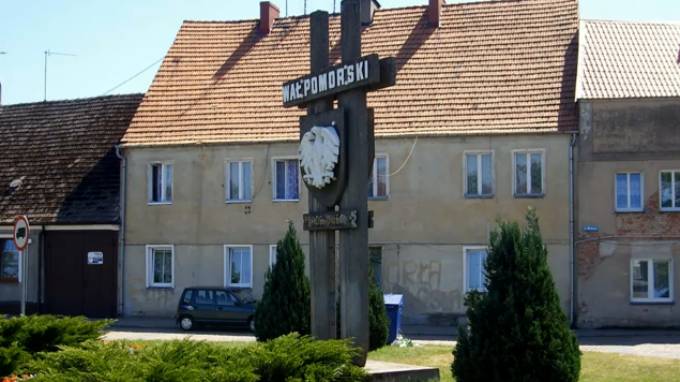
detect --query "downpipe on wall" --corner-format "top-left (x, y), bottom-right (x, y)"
top-left (569, 132), bottom-right (577, 327)
top-left (115, 145), bottom-right (127, 316)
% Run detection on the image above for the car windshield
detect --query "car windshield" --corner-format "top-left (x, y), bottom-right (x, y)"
top-left (231, 289), bottom-right (256, 304)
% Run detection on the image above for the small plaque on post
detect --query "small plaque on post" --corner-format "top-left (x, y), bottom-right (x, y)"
top-left (304, 210), bottom-right (358, 231)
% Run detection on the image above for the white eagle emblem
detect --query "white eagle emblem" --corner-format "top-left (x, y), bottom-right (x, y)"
top-left (299, 125), bottom-right (340, 189)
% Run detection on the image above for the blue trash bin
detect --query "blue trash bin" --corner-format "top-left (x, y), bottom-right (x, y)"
top-left (383, 294), bottom-right (404, 344)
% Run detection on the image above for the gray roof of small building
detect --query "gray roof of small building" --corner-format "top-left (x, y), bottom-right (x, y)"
top-left (577, 20), bottom-right (680, 100)
top-left (0, 94), bottom-right (143, 224)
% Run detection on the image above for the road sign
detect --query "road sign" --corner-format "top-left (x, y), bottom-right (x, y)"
top-left (13, 215), bottom-right (29, 250)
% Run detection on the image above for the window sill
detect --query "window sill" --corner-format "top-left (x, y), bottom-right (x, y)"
top-left (147, 285), bottom-right (174, 289)
top-left (514, 193), bottom-right (545, 199)
top-left (225, 200), bottom-right (252, 205)
top-left (226, 284), bottom-right (252, 289)
top-left (659, 208), bottom-right (680, 213)
top-left (615, 209), bottom-right (645, 214)
top-left (369, 196), bottom-right (389, 201)
top-left (464, 194), bottom-right (494, 199)
top-left (148, 202), bottom-right (173, 206)
top-left (630, 300), bottom-right (674, 305)
top-left (273, 199), bottom-right (299, 203)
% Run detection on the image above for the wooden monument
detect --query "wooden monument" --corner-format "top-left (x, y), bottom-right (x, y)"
top-left (281, 0), bottom-right (395, 365)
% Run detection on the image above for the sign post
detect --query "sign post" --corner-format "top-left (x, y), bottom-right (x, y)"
top-left (283, 0), bottom-right (395, 365)
top-left (13, 215), bottom-right (30, 316)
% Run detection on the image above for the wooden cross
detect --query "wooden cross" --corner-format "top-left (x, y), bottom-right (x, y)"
top-left (281, 0), bottom-right (395, 365)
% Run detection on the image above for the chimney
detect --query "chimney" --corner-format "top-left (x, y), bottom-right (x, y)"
top-left (259, 1), bottom-right (280, 35)
top-left (361, 0), bottom-right (381, 26)
top-left (428, 0), bottom-right (444, 28)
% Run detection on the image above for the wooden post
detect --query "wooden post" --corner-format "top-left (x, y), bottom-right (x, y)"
top-left (308, 10), bottom-right (337, 340)
top-left (338, 0), bottom-right (370, 365)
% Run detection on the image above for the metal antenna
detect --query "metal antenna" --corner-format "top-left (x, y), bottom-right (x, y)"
top-left (286, 0), bottom-right (288, 16)
top-left (333, 0), bottom-right (336, 14)
top-left (44, 49), bottom-right (76, 101)
top-left (0, 51), bottom-right (7, 55)
top-left (304, 0), bottom-right (307, 15)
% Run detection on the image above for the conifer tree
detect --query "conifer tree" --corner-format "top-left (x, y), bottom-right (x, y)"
top-left (453, 209), bottom-right (581, 382)
top-left (368, 267), bottom-right (388, 351)
top-left (254, 223), bottom-right (311, 341)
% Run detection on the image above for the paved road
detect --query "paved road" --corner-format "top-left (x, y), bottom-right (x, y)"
top-left (102, 326), bottom-right (680, 360)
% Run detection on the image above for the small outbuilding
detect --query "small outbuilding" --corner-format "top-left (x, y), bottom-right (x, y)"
top-left (0, 94), bottom-right (142, 317)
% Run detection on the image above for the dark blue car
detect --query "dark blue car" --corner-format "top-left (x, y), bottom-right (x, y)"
top-left (176, 287), bottom-right (256, 332)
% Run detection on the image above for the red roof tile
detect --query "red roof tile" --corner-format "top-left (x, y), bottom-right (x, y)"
top-left (123, 0), bottom-right (578, 147)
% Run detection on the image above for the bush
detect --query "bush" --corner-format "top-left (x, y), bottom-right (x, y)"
top-left (0, 315), bottom-right (111, 377)
top-left (368, 267), bottom-right (388, 351)
top-left (27, 334), bottom-right (367, 382)
top-left (254, 223), bottom-right (311, 341)
top-left (452, 209), bottom-right (581, 382)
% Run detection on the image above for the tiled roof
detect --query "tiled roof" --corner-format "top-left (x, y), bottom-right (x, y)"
top-left (578, 20), bottom-right (680, 100)
top-left (0, 94), bottom-right (143, 224)
top-left (123, 0), bottom-right (578, 147)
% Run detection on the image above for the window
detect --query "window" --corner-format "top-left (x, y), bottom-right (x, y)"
top-left (181, 289), bottom-right (193, 305)
top-left (0, 239), bottom-right (19, 282)
top-left (225, 245), bottom-right (252, 287)
top-left (464, 247), bottom-right (488, 292)
top-left (369, 247), bottom-right (382, 286)
top-left (465, 152), bottom-right (493, 197)
top-left (273, 159), bottom-right (299, 201)
top-left (660, 170), bottom-right (680, 211)
top-left (215, 290), bottom-right (237, 307)
top-left (146, 245), bottom-right (174, 288)
top-left (369, 154), bottom-right (389, 199)
top-left (513, 150), bottom-right (544, 197)
top-left (631, 259), bottom-right (673, 302)
top-left (616, 173), bottom-right (643, 212)
top-left (226, 160), bottom-right (252, 202)
top-left (194, 289), bottom-right (214, 308)
top-left (148, 162), bottom-right (173, 204)
top-left (269, 245), bottom-right (278, 270)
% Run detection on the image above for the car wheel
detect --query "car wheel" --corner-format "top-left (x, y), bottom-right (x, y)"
top-left (179, 316), bottom-right (194, 331)
top-left (248, 317), bottom-right (256, 333)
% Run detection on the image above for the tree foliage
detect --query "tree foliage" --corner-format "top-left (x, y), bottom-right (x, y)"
top-left (368, 267), bottom-right (388, 351)
top-left (453, 209), bottom-right (581, 382)
top-left (254, 223), bottom-right (311, 341)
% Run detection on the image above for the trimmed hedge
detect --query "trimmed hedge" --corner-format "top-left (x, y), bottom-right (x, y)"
top-left (27, 334), bottom-right (367, 382)
top-left (0, 315), bottom-right (111, 377)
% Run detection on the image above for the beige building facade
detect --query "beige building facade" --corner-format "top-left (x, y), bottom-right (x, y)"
top-left (123, 134), bottom-right (574, 323)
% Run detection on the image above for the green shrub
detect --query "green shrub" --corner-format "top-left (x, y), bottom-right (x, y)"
top-left (368, 267), bottom-right (388, 351)
top-left (255, 223), bottom-right (311, 341)
top-left (27, 334), bottom-right (366, 382)
top-left (452, 209), bottom-right (581, 382)
top-left (0, 315), bottom-right (111, 377)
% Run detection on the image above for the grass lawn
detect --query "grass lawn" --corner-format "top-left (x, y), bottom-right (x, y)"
top-left (368, 345), bottom-right (680, 382)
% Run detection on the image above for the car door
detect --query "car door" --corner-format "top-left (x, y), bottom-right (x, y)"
top-left (227, 290), bottom-right (253, 322)
top-left (193, 289), bottom-right (216, 322)
top-left (214, 290), bottom-right (238, 322)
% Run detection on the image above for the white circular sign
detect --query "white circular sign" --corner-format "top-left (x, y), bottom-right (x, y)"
top-left (299, 125), bottom-right (340, 189)
top-left (13, 215), bottom-right (29, 250)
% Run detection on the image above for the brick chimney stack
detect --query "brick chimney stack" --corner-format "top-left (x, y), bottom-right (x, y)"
top-left (428, 0), bottom-right (444, 28)
top-left (259, 2), bottom-right (280, 35)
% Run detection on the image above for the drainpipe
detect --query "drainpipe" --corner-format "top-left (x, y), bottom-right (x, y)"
top-left (568, 133), bottom-right (577, 327)
top-left (38, 225), bottom-right (45, 313)
top-left (115, 144), bottom-right (127, 316)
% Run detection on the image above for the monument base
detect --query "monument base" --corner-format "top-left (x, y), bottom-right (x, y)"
top-left (365, 360), bottom-right (440, 381)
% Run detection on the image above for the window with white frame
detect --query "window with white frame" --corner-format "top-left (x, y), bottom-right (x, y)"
top-left (0, 239), bottom-right (19, 282)
top-left (513, 150), bottom-right (544, 197)
top-left (631, 258), bottom-right (673, 302)
top-left (269, 245), bottom-right (278, 270)
top-left (464, 247), bottom-right (488, 292)
top-left (368, 154), bottom-right (389, 199)
top-left (465, 152), bottom-right (493, 197)
top-left (660, 170), bottom-right (680, 211)
top-left (146, 245), bottom-right (174, 288)
top-left (226, 160), bottom-right (252, 202)
top-left (616, 173), bottom-right (643, 212)
top-left (273, 159), bottom-right (299, 201)
top-left (148, 162), bottom-right (173, 204)
top-left (225, 245), bottom-right (252, 287)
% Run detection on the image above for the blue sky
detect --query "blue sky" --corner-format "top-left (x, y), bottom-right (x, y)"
top-left (0, 0), bottom-right (678, 105)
